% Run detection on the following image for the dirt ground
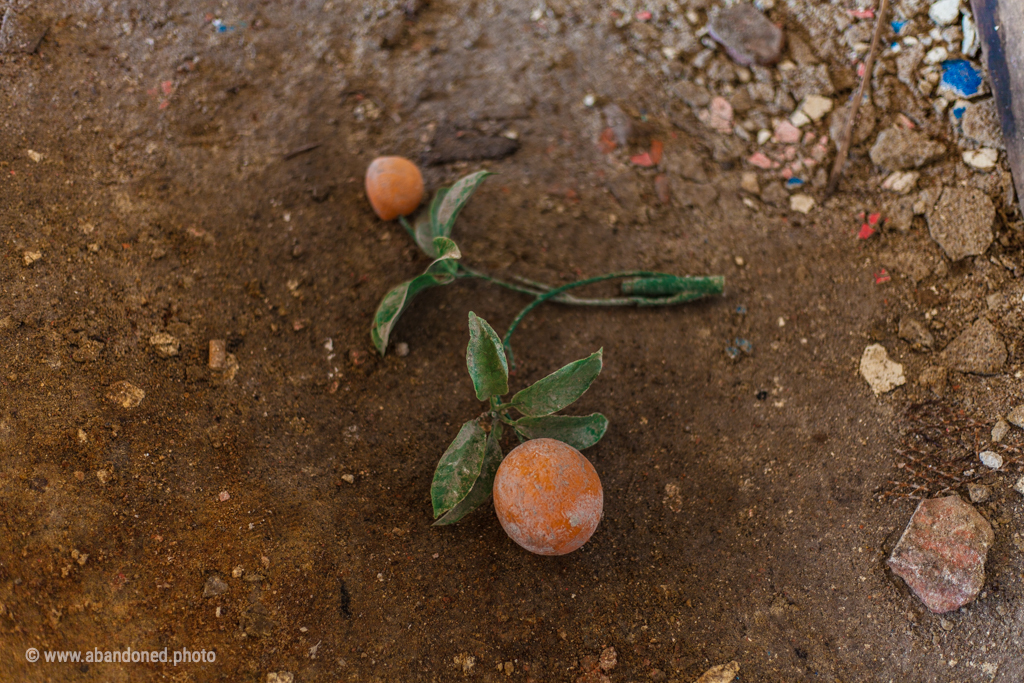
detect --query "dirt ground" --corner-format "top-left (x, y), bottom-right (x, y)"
top-left (4, 0), bottom-right (1024, 681)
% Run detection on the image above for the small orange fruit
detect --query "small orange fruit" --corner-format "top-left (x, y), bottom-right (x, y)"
top-left (364, 156), bottom-right (424, 221)
top-left (492, 438), bottom-right (603, 556)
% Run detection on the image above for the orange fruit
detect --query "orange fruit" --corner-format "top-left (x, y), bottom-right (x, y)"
top-left (364, 156), bottom-right (424, 221)
top-left (492, 438), bottom-right (603, 556)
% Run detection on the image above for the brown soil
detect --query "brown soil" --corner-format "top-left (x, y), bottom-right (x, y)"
top-left (2, 1), bottom-right (1023, 682)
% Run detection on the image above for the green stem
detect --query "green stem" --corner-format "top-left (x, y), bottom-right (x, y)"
top-left (456, 264), bottom-right (549, 298)
top-left (398, 215), bottom-right (417, 241)
top-left (501, 272), bottom-right (724, 369)
top-left (457, 265), bottom-right (715, 306)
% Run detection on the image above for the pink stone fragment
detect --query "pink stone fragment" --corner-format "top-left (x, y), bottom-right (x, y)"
top-left (700, 96), bottom-right (734, 133)
top-left (773, 120), bottom-right (801, 144)
top-left (888, 495), bottom-right (994, 614)
top-left (747, 152), bottom-right (774, 169)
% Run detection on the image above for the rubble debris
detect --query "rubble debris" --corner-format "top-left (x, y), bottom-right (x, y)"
top-left (869, 128), bottom-right (946, 171)
top-left (860, 344), bottom-right (905, 395)
top-left (941, 318), bottom-right (1006, 375)
top-left (0, 9), bottom-right (47, 54)
top-left (707, 4), bottom-right (784, 67)
top-left (888, 495), bottom-right (993, 614)
top-left (961, 100), bottom-right (1004, 150)
top-left (926, 186), bottom-right (995, 260)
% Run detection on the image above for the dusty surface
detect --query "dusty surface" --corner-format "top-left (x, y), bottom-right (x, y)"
top-left (2, 0), bottom-right (1024, 681)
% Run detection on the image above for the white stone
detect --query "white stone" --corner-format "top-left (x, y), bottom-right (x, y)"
top-left (979, 450), bottom-right (1003, 469)
top-left (962, 13), bottom-right (979, 57)
top-left (963, 148), bottom-right (998, 171)
top-left (801, 95), bottom-right (833, 122)
top-left (790, 110), bottom-right (812, 128)
top-left (882, 170), bottom-right (920, 194)
top-left (790, 194), bottom-right (815, 214)
top-left (26, 149), bottom-right (43, 163)
top-left (757, 129), bottom-right (771, 145)
top-left (924, 46), bottom-right (949, 64)
top-left (860, 344), bottom-right (906, 395)
top-left (1014, 476), bottom-right (1024, 496)
top-left (22, 250), bottom-right (42, 265)
top-left (929, 0), bottom-right (961, 27)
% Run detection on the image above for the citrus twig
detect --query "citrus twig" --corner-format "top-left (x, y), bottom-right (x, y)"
top-left (501, 272), bottom-right (724, 369)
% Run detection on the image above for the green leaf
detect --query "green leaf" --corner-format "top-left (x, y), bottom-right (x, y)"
top-left (512, 413), bottom-right (608, 450)
top-left (509, 349), bottom-right (603, 417)
top-left (466, 313), bottom-right (509, 401)
top-left (370, 239), bottom-right (463, 354)
top-left (435, 171), bottom-right (493, 236)
top-left (433, 422), bottom-right (504, 525)
top-left (429, 186), bottom-right (450, 232)
top-left (413, 211), bottom-right (438, 257)
top-left (412, 188), bottom-right (451, 257)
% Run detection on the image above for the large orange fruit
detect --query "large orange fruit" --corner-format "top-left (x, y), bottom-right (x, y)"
top-left (492, 438), bottom-right (603, 555)
top-left (364, 156), bottom-right (424, 221)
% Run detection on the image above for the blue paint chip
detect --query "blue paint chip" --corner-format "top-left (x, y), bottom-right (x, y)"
top-left (725, 346), bottom-right (741, 360)
top-left (735, 305), bottom-right (747, 315)
top-left (940, 60), bottom-right (983, 98)
top-left (785, 177), bottom-right (805, 189)
top-left (952, 106), bottom-right (966, 120)
top-left (735, 338), bottom-right (753, 355)
top-left (891, 20), bottom-right (908, 34)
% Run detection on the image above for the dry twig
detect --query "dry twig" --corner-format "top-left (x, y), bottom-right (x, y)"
top-left (825, 0), bottom-right (890, 197)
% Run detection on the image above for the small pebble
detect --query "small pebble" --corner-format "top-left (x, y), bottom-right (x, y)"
top-left (106, 381), bottom-right (145, 409)
top-left (232, 565), bottom-right (244, 578)
top-left (1014, 477), bottom-right (1024, 496)
top-left (341, 474), bottom-right (355, 484)
top-left (800, 95), bottom-right (833, 122)
top-left (1008, 405), bottom-right (1024, 428)
top-left (218, 490), bottom-right (231, 502)
top-left (789, 194), bottom-right (815, 214)
top-left (979, 451), bottom-right (1003, 469)
top-left (963, 149), bottom-right (998, 171)
top-left (967, 483), bottom-right (990, 503)
top-left (149, 332), bottom-right (181, 358)
top-left (929, 0), bottom-right (961, 27)
top-left (992, 418), bottom-right (1010, 443)
top-left (203, 575), bottom-right (229, 598)
top-left (583, 94), bottom-right (596, 107)
top-left (395, 342), bottom-right (410, 357)
top-left (209, 339), bottom-right (227, 369)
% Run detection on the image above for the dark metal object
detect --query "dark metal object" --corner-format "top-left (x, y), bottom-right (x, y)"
top-left (972, 0), bottom-right (1024, 207)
